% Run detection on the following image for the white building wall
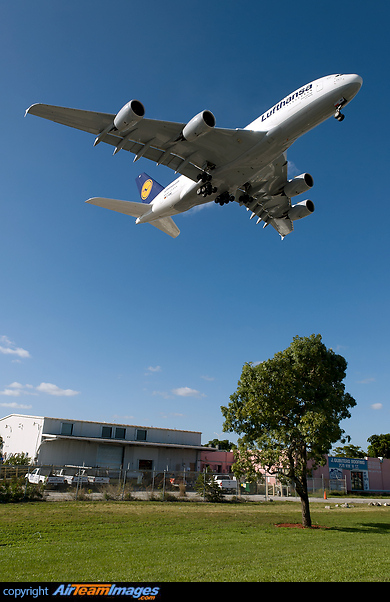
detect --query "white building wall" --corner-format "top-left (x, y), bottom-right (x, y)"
top-left (41, 417), bottom-right (201, 446)
top-left (1, 414), bottom-right (203, 471)
top-left (0, 414), bottom-right (44, 461)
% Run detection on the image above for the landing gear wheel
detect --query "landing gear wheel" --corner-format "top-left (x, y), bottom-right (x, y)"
top-left (197, 181), bottom-right (216, 198)
top-left (215, 191), bottom-right (234, 206)
top-left (197, 172), bottom-right (212, 183)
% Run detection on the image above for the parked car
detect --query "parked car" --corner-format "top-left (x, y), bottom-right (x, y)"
top-left (26, 468), bottom-right (65, 485)
top-left (213, 475), bottom-right (238, 491)
top-left (57, 468), bottom-right (89, 485)
top-left (87, 473), bottom-right (110, 484)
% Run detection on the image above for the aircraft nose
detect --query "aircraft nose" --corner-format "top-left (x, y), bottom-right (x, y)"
top-left (350, 74), bottom-right (363, 87)
top-left (344, 74), bottom-right (363, 97)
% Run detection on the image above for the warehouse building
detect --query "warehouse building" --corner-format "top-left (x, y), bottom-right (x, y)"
top-left (0, 414), bottom-right (207, 472)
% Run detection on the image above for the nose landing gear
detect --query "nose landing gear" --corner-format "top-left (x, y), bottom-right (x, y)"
top-left (334, 97), bottom-right (346, 121)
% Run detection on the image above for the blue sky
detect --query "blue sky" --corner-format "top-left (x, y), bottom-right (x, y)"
top-left (1, 1), bottom-right (388, 451)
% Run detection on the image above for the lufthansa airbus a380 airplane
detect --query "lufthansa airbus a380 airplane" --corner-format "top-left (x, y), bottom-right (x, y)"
top-left (26, 73), bottom-right (362, 239)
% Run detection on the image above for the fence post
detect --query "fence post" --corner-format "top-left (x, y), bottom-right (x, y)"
top-left (121, 465), bottom-right (128, 500)
top-left (23, 466), bottom-right (30, 499)
top-left (162, 470), bottom-right (166, 501)
top-left (75, 465), bottom-right (82, 500)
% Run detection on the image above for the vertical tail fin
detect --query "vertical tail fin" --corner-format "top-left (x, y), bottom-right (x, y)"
top-left (136, 173), bottom-right (164, 204)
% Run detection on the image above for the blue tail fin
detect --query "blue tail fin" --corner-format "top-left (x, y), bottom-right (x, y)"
top-left (136, 173), bottom-right (164, 204)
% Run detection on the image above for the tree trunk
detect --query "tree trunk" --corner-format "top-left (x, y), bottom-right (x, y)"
top-left (300, 491), bottom-right (312, 528)
top-left (296, 445), bottom-right (312, 527)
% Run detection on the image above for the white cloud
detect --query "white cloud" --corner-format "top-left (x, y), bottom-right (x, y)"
top-left (159, 411), bottom-right (185, 419)
top-left (0, 401), bottom-right (32, 409)
top-left (0, 388), bottom-right (22, 397)
top-left (0, 383), bottom-right (36, 397)
top-left (185, 201), bottom-right (215, 216)
top-left (0, 381), bottom-right (80, 399)
top-left (152, 390), bottom-right (173, 399)
top-left (8, 382), bottom-right (34, 390)
top-left (371, 403), bottom-right (383, 410)
top-left (145, 366), bottom-right (162, 374)
top-left (357, 377), bottom-right (376, 384)
top-left (36, 382), bottom-right (79, 397)
top-left (287, 160), bottom-right (300, 177)
top-left (0, 336), bottom-right (31, 359)
top-left (172, 387), bottom-right (205, 398)
top-left (201, 375), bottom-right (215, 382)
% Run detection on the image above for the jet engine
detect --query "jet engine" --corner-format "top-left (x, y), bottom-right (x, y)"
top-left (181, 110), bottom-right (216, 142)
top-left (283, 173), bottom-right (313, 198)
top-left (114, 100), bottom-right (145, 131)
top-left (288, 199), bottom-right (315, 221)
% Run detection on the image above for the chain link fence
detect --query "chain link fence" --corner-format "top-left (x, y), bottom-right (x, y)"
top-left (0, 464), bottom-right (347, 500)
top-left (307, 476), bottom-right (347, 496)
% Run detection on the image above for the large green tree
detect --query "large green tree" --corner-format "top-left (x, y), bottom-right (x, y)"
top-left (367, 434), bottom-right (390, 459)
top-left (332, 444), bottom-right (366, 458)
top-left (221, 334), bottom-right (356, 527)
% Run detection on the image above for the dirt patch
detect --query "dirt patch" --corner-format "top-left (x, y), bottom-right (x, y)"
top-left (275, 523), bottom-right (328, 529)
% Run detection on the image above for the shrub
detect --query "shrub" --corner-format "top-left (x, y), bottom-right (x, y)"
top-left (195, 471), bottom-right (224, 502)
top-left (0, 477), bottom-right (44, 503)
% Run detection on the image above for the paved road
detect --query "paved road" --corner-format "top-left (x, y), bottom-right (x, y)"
top-left (44, 490), bottom-right (389, 505)
top-left (247, 495), bottom-right (389, 504)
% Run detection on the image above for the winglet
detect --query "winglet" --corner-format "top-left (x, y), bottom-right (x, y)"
top-left (25, 104), bottom-right (37, 117)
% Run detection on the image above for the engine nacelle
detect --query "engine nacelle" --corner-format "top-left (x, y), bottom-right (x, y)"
top-left (114, 100), bottom-right (145, 131)
top-left (181, 110), bottom-right (216, 142)
top-left (288, 199), bottom-right (315, 221)
top-left (283, 173), bottom-right (313, 198)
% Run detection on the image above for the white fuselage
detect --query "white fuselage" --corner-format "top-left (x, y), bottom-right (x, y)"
top-left (136, 74), bottom-right (362, 225)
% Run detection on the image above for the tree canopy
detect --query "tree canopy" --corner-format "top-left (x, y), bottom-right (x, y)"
top-left (205, 439), bottom-right (234, 451)
top-left (221, 334), bottom-right (356, 527)
top-left (332, 444), bottom-right (366, 458)
top-left (367, 434), bottom-right (390, 459)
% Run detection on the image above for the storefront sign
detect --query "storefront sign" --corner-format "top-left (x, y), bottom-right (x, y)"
top-left (328, 456), bottom-right (367, 470)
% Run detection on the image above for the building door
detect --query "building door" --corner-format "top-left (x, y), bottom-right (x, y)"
top-left (97, 444), bottom-right (123, 469)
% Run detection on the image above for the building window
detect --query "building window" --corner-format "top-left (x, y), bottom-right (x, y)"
top-left (115, 427), bottom-right (126, 440)
top-left (61, 423), bottom-right (73, 436)
top-left (101, 426), bottom-right (112, 439)
top-left (351, 471), bottom-right (364, 490)
top-left (136, 429), bottom-right (147, 441)
top-left (138, 459), bottom-right (153, 470)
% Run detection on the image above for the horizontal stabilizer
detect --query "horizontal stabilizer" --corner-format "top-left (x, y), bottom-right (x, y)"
top-left (86, 197), bottom-right (180, 238)
top-left (86, 197), bottom-right (150, 218)
top-left (150, 217), bottom-right (180, 238)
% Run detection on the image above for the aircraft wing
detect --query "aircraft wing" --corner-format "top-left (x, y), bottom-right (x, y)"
top-left (26, 103), bottom-right (266, 182)
top-left (239, 153), bottom-right (294, 238)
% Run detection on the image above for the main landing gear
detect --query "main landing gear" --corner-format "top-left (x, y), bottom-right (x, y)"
top-left (238, 193), bottom-right (253, 206)
top-left (196, 172), bottom-right (217, 198)
top-left (214, 191), bottom-right (235, 206)
top-left (196, 172), bottom-right (234, 205)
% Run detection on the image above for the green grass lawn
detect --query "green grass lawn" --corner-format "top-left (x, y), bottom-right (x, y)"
top-left (1, 500), bottom-right (390, 582)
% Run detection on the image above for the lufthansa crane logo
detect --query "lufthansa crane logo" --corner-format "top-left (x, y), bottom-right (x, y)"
top-left (141, 179), bottom-right (153, 200)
